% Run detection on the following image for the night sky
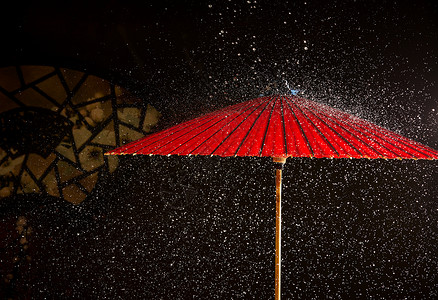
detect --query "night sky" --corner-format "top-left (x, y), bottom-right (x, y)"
top-left (1, 0), bottom-right (438, 299)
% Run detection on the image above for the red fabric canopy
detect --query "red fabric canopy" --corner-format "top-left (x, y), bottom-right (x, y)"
top-left (107, 95), bottom-right (438, 160)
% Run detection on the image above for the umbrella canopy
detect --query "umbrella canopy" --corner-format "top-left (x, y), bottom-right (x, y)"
top-left (106, 94), bottom-right (438, 299)
top-left (107, 95), bottom-right (438, 160)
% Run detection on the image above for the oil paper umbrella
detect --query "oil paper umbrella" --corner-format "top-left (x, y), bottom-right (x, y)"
top-left (106, 95), bottom-right (438, 299)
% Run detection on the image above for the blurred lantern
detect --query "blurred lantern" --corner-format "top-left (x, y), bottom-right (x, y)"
top-left (0, 65), bottom-right (161, 205)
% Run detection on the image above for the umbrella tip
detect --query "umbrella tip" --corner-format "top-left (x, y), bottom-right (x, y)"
top-left (284, 80), bottom-right (300, 95)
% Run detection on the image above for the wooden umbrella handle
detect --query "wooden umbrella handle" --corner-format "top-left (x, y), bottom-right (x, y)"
top-left (273, 157), bottom-right (286, 300)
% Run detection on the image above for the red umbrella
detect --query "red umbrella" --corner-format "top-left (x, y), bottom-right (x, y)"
top-left (106, 95), bottom-right (438, 299)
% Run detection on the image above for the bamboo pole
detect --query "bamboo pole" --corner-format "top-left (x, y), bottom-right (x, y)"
top-left (273, 157), bottom-right (286, 300)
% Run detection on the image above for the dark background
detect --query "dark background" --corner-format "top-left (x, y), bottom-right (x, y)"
top-left (0, 0), bottom-right (437, 299)
top-left (1, 0), bottom-right (437, 146)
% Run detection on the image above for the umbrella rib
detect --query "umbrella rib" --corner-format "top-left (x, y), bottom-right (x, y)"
top-left (318, 113), bottom-right (384, 157)
top-left (286, 96), bottom-right (341, 157)
top-left (187, 98), bottom-right (268, 155)
top-left (280, 96), bottom-right (288, 156)
top-left (312, 102), bottom-right (428, 158)
top-left (234, 96), bottom-right (276, 156)
top-left (332, 116), bottom-right (401, 158)
top-left (307, 100), bottom-right (436, 157)
top-left (166, 100), bottom-right (263, 155)
top-left (287, 97), bottom-right (340, 157)
top-left (351, 121), bottom-right (430, 159)
top-left (304, 100), bottom-right (423, 159)
top-left (351, 120), bottom-right (437, 159)
top-left (209, 98), bottom-right (272, 156)
top-left (118, 99), bottom-right (256, 154)
top-left (298, 99), bottom-right (363, 157)
top-left (259, 96), bottom-right (278, 156)
top-left (309, 100), bottom-right (436, 158)
top-left (282, 96), bottom-right (314, 157)
top-left (113, 112), bottom-right (221, 154)
top-left (130, 100), bottom-right (257, 154)
top-left (394, 140), bottom-right (437, 157)
top-left (301, 99), bottom-right (399, 158)
top-left (385, 134), bottom-right (438, 157)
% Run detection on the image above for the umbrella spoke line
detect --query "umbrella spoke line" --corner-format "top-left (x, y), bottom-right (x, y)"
top-left (158, 98), bottom-right (266, 155)
top-left (113, 112), bottom-right (221, 153)
top-left (284, 98), bottom-right (323, 157)
top-left (117, 98), bottom-right (260, 154)
top-left (152, 116), bottom-right (232, 155)
top-left (294, 99), bottom-right (359, 157)
top-left (300, 99), bottom-right (417, 159)
top-left (259, 96), bottom-right (278, 156)
top-left (279, 95), bottom-right (309, 157)
top-left (380, 132), bottom-right (438, 156)
top-left (299, 99), bottom-right (399, 158)
top-left (287, 97), bottom-right (340, 157)
top-left (297, 99), bottom-right (364, 157)
top-left (171, 101), bottom-right (260, 155)
top-left (301, 101), bottom-right (385, 158)
top-left (338, 112), bottom-right (436, 158)
top-left (348, 119), bottom-right (438, 158)
top-left (281, 96), bottom-right (314, 157)
top-left (324, 109), bottom-right (428, 159)
top-left (337, 108), bottom-right (436, 153)
top-left (209, 97), bottom-right (275, 156)
top-left (200, 96), bottom-right (271, 155)
top-left (234, 96), bottom-right (276, 156)
top-left (111, 108), bottom-right (234, 153)
top-left (303, 99), bottom-right (436, 158)
top-left (310, 109), bottom-right (382, 158)
top-left (351, 121), bottom-right (431, 159)
top-left (307, 102), bottom-right (402, 158)
top-left (280, 97), bottom-right (288, 156)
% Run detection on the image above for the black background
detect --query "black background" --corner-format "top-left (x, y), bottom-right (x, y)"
top-left (1, 0), bottom-right (437, 146)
